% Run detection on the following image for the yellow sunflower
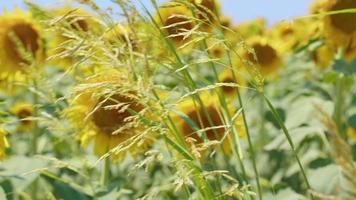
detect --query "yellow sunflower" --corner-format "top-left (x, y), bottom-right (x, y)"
top-left (0, 128), bottom-right (10, 160)
top-left (312, 42), bottom-right (336, 69)
top-left (206, 38), bottom-right (225, 58)
top-left (0, 72), bottom-right (27, 94)
top-left (234, 18), bottom-right (266, 39)
top-left (269, 19), bottom-right (322, 54)
top-left (99, 23), bottom-right (142, 62)
top-left (347, 127), bottom-right (356, 141)
top-left (47, 6), bottom-right (102, 68)
top-left (155, 2), bottom-right (195, 47)
top-left (268, 21), bottom-right (299, 53)
top-left (64, 69), bottom-right (153, 161)
top-left (0, 8), bottom-right (45, 78)
top-left (105, 24), bottom-right (139, 51)
top-left (172, 93), bottom-right (245, 154)
top-left (218, 68), bottom-right (246, 97)
top-left (310, 0), bottom-right (328, 14)
top-left (269, 20), bottom-right (310, 54)
top-left (344, 37), bottom-right (356, 61)
top-left (220, 16), bottom-right (232, 30)
top-left (10, 102), bottom-right (34, 131)
top-left (219, 16), bottom-right (242, 46)
top-left (241, 36), bottom-right (282, 76)
top-left (322, 0), bottom-right (356, 46)
top-left (190, 0), bottom-right (221, 29)
top-left (305, 18), bottom-right (325, 41)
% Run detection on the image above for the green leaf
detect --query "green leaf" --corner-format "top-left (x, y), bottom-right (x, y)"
top-left (0, 187), bottom-right (7, 200)
top-left (332, 59), bottom-right (356, 75)
top-left (0, 156), bottom-right (48, 192)
top-left (285, 96), bottom-right (333, 129)
top-left (323, 71), bottom-right (339, 84)
top-left (41, 170), bottom-right (94, 197)
top-left (308, 164), bottom-right (341, 195)
top-left (286, 149), bottom-right (323, 177)
top-left (265, 127), bottom-right (323, 151)
top-left (265, 107), bottom-right (286, 129)
top-left (0, 180), bottom-right (12, 200)
top-left (52, 181), bottom-right (89, 200)
top-left (265, 188), bottom-right (305, 200)
top-left (97, 190), bottom-right (123, 200)
top-left (347, 114), bottom-right (356, 129)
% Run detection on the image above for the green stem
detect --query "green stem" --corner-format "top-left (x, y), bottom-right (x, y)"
top-left (151, 92), bottom-right (215, 199)
top-left (264, 94), bottom-right (314, 199)
top-left (30, 79), bottom-right (39, 199)
top-left (333, 74), bottom-right (346, 139)
top-left (31, 80), bottom-right (39, 155)
top-left (236, 88), bottom-right (262, 200)
top-left (258, 93), bottom-right (266, 149)
top-left (201, 39), bottom-right (250, 186)
top-left (204, 7), bottom-right (262, 197)
top-left (215, 31), bottom-right (261, 199)
top-left (100, 156), bottom-right (111, 186)
top-left (144, 3), bottom-right (216, 199)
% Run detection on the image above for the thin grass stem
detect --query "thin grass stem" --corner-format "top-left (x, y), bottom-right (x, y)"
top-left (263, 94), bottom-right (314, 199)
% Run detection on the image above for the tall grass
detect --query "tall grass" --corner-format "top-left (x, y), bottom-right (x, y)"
top-left (0, 0), bottom-right (355, 199)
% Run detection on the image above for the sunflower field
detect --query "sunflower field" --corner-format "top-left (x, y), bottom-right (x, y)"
top-left (0, 0), bottom-right (355, 199)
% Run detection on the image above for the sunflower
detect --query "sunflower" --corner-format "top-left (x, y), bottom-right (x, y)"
top-left (322, 0), bottom-right (356, 46)
top-left (241, 36), bottom-right (282, 76)
top-left (269, 19), bottom-right (322, 54)
top-left (234, 18), bottom-right (266, 39)
top-left (218, 69), bottom-right (246, 97)
top-left (220, 16), bottom-right (232, 29)
top-left (268, 21), bottom-right (298, 54)
top-left (10, 102), bottom-right (34, 131)
top-left (268, 20), bottom-right (307, 54)
top-left (344, 37), bottom-right (356, 61)
top-left (0, 8), bottom-right (44, 78)
top-left (208, 44), bottom-right (224, 58)
top-left (48, 6), bottom-right (101, 68)
top-left (105, 24), bottom-right (139, 51)
top-left (0, 72), bottom-right (27, 94)
top-left (99, 23), bottom-right (141, 62)
top-left (310, 0), bottom-right (328, 14)
top-left (206, 38), bottom-right (225, 58)
top-left (0, 128), bottom-right (9, 160)
top-left (312, 42), bottom-right (336, 69)
top-left (173, 93), bottom-right (245, 154)
top-left (190, 0), bottom-right (221, 29)
top-left (155, 2), bottom-right (195, 47)
top-left (65, 69), bottom-right (153, 161)
top-left (347, 127), bottom-right (356, 141)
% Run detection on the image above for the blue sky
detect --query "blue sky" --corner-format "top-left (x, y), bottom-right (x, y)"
top-left (0, 0), bottom-right (313, 24)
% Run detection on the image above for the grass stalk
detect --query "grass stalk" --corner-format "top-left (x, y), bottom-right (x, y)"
top-left (236, 88), bottom-right (262, 200)
top-left (258, 93), bottom-right (266, 148)
top-left (263, 94), bottom-right (314, 198)
top-left (200, 4), bottom-right (263, 196)
top-left (141, 2), bottom-right (217, 198)
top-left (333, 74), bottom-right (346, 139)
top-left (31, 80), bottom-right (39, 155)
top-left (214, 28), bottom-right (262, 200)
top-left (100, 156), bottom-right (111, 186)
top-left (200, 39), bottom-right (250, 186)
top-left (30, 78), bottom-right (40, 199)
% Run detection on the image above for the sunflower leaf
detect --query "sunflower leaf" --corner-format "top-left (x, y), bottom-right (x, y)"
top-left (0, 187), bottom-right (7, 200)
top-left (332, 59), bottom-right (356, 75)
